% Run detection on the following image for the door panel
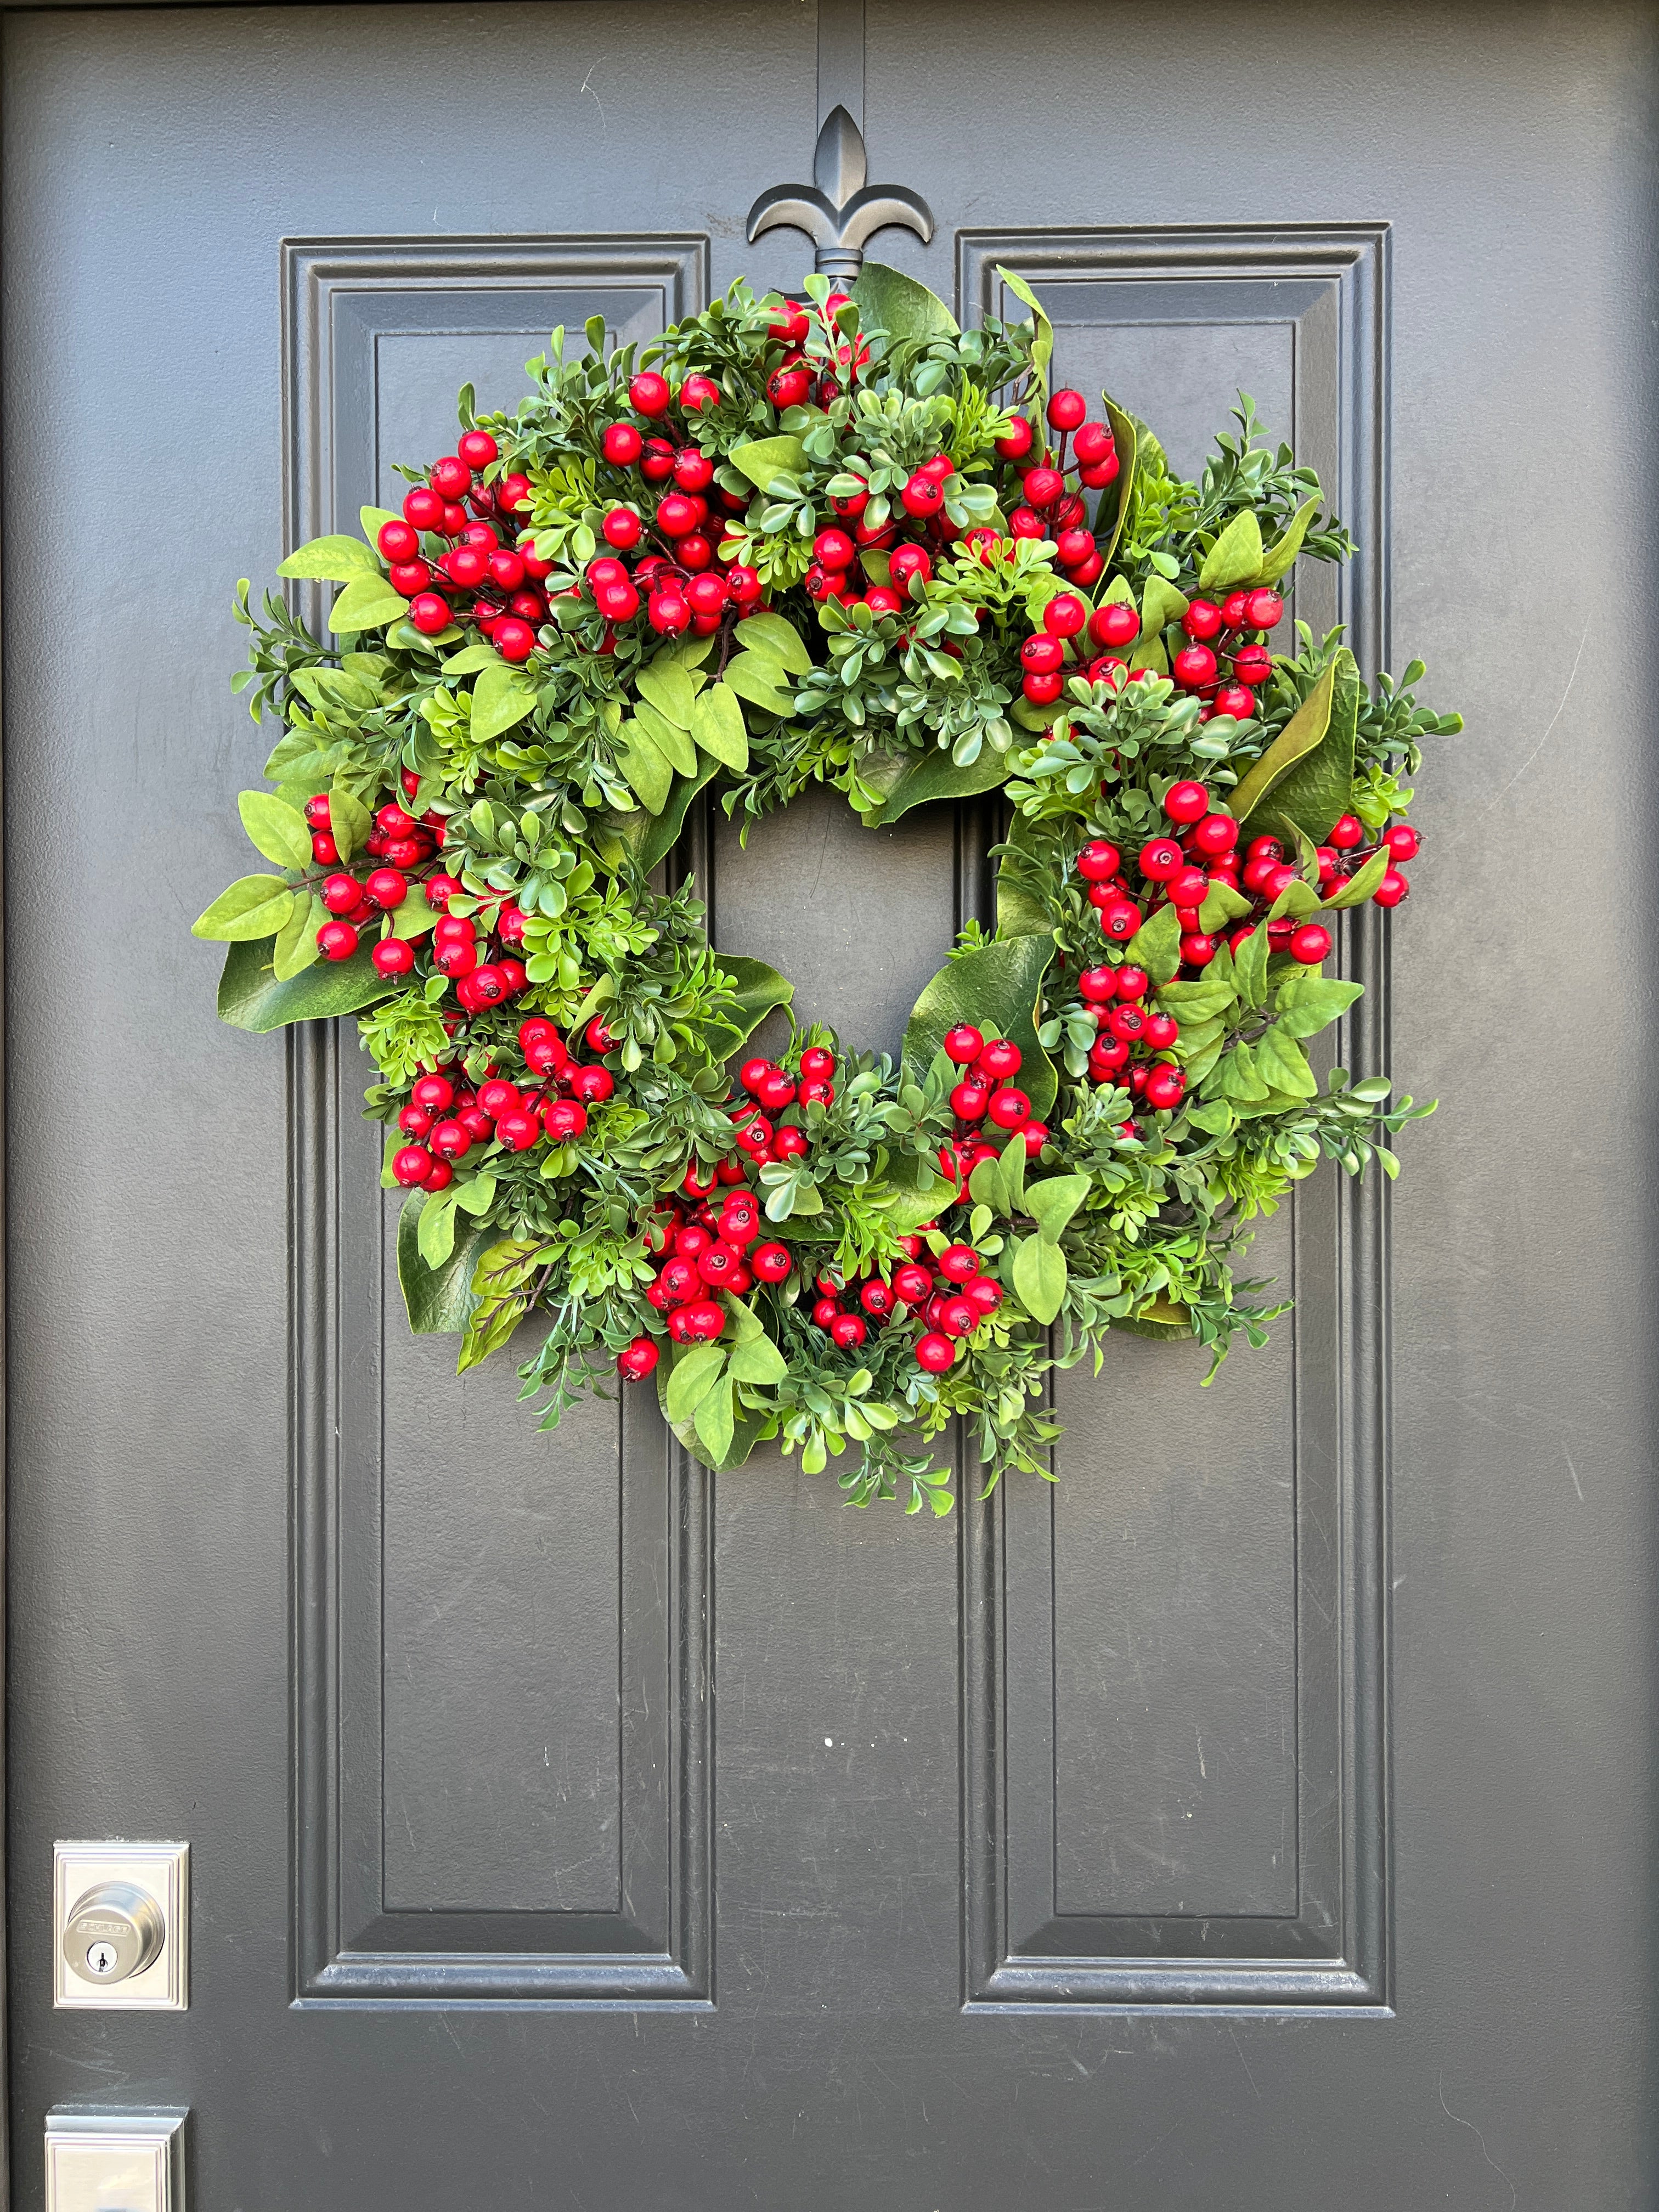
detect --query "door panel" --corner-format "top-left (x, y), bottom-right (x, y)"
top-left (7, 3), bottom-right (1657, 2207)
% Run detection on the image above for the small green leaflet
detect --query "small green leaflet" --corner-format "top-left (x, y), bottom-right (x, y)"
top-left (360, 505), bottom-right (398, 545)
top-left (390, 887), bottom-right (438, 940)
top-left (192, 874), bottom-right (296, 942)
top-left (1257, 496), bottom-right (1322, 585)
top-left (617, 723), bottom-right (673, 813)
top-left (996, 265), bottom-right (1053, 383)
top-left (1197, 879), bottom-right (1253, 932)
top-left (328, 785), bottom-right (373, 863)
top-left (277, 534), bottom-right (378, 582)
top-left (1323, 845), bottom-right (1391, 909)
top-left (272, 891), bottom-right (323, 980)
top-left (238, 789), bottom-right (312, 869)
top-left (1012, 1233), bottom-right (1067, 1325)
top-left (727, 435), bottom-right (807, 489)
top-left (694, 1379), bottom-right (737, 1462)
top-left (1233, 919), bottom-right (1271, 1010)
top-left (329, 575), bottom-right (409, 633)
top-left (472, 662), bottom-right (536, 743)
top-left (1023, 1172), bottom-right (1088, 1243)
top-left (726, 1334), bottom-right (787, 1386)
top-left (691, 681), bottom-right (749, 771)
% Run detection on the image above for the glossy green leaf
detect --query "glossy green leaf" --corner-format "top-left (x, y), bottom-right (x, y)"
top-left (1265, 656), bottom-right (1361, 844)
top-left (1012, 1232), bottom-right (1067, 1325)
top-left (472, 662), bottom-right (536, 743)
top-left (397, 1196), bottom-right (493, 1334)
top-left (1256, 496), bottom-right (1322, 585)
top-left (1094, 394), bottom-right (1138, 568)
top-left (996, 266), bottom-right (1053, 383)
top-left (1198, 509), bottom-right (1265, 594)
top-left (191, 874), bottom-right (296, 942)
top-left (327, 574), bottom-right (409, 633)
top-left (727, 435), bottom-right (807, 489)
top-left (238, 789), bottom-right (312, 870)
top-left (903, 935), bottom-right (1057, 1119)
top-left (717, 955), bottom-right (794, 1048)
top-left (995, 813), bottom-right (1053, 939)
top-left (1228, 659), bottom-right (1338, 824)
top-left (1322, 844), bottom-right (1391, 909)
top-left (858, 742), bottom-right (1009, 826)
top-left (633, 701), bottom-right (699, 777)
top-left (272, 890), bottom-right (323, 980)
top-left (217, 936), bottom-right (393, 1032)
top-left (732, 611), bottom-right (812, 675)
top-left (1273, 973), bottom-right (1363, 1039)
top-left (690, 681), bottom-right (749, 771)
top-left (417, 1184), bottom-right (461, 1268)
top-left (1124, 900), bottom-right (1183, 986)
top-left (277, 533), bottom-right (378, 581)
top-left (850, 260), bottom-right (959, 343)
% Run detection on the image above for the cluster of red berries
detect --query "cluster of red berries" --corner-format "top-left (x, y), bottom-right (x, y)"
top-left (307, 772), bottom-right (448, 968)
top-left (807, 1234), bottom-right (1001, 1373)
top-left (1017, 582), bottom-right (1282, 710)
top-left (1071, 960), bottom-right (1189, 1102)
top-left (934, 1029), bottom-right (1049, 1199)
top-left (375, 428), bottom-right (554, 664)
top-left (979, 386), bottom-right (1120, 596)
top-left (388, 1014), bottom-right (616, 1192)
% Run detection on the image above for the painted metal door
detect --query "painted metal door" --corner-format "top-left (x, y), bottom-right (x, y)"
top-left (6, 1), bottom-right (1654, 2203)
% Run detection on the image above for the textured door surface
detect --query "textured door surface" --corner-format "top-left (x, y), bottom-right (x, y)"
top-left (6, 3), bottom-right (1656, 2205)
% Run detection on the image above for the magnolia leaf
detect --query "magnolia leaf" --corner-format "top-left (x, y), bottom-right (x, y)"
top-left (667, 1341), bottom-right (727, 1425)
top-left (716, 955), bottom-right (794, 1048)
top-left (277, 533), bottom-right (378, 581)
top-left (328, 574), bottom-right (409, 633)
top-left (904, 935), bottom-right (1057, 1119)
top-left (1124, 900), bottom-right (1183, 986)
top-left (1274, 973), bottom-right (1363, 1039)
top-left (192, 874), bottom-right (296, 942)
top-left (633, 700), bottom-right (699, 777)
top-left (472, 662), bottom-right (536, 744)
top-left (1256, 1024), bottom-right (1319, 1098)
top-left (732, 611), bottom-right (812, 674)
top-left (1093, 394), bottom-right (1138, 568)
top-left (690, 681), bottom-right (749, 771)
top-left (217, 936), bottom-right (393, 1032)
top-left (328, 784), bottom-right (373, 864)
top-left (617, 723), bottom-right (673, 814)
top-left (721, 653), bottom-right (795, 715)
top-left (858, 741), bottom-right (1009, 826)
top-left (1256, 496), bottom-right (1322, 586)
top-left (726, 1334), bottom-right (788, 1386)
top-left (996, 265), bottom-right (1053, 383)
top-left (1323, 845), bottom-right (1391, 909)
top-left (728, 435), bottom-right (807, 489)
top-left (995, 812), bottom-right (1053, 939)
top-left (635, 755), bottom-right (722, 873)
top-left (850, 259), bottom-right (958, 343)
top-left (272, 891), bottom-right (323, 980)
top-left (1115, 1297), bottom-right (1194, 1341)
top-left (1023, 1172), bottom-right (1088, 1244)
top-left (1266, 656), bottom-right (1361, 844)
top-left (1197, 879), bottom-right (1254, 932)
top-left (637, 655), bottom-right (697, 730)
top-left (1198, 509), bottom-right (1265, 594)
top-left (397, 1197), bottom-right (493, 1334)
top-left (1012, 1232), bottom-right (1067, 1325)
top-left (238, 789), bottom-right (312, 870)
top-left (1228, 659), bottom-right (1339, 824)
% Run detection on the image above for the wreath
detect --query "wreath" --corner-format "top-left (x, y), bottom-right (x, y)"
top-left (195, 262), bottom-right (1459, 1516)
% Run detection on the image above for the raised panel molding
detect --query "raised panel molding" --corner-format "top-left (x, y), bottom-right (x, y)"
top-left (285, 237), bottom-right (712, 2006)
top-left (956, 227), bottom-right (1392, 2012)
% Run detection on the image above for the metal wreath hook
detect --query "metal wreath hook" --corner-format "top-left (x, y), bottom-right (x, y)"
top-left (746, 106), bottom-right (934, 282)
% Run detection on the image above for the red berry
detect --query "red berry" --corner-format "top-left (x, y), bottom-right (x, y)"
top-left (1042, 592), bottom-right (1088, 638)
top-left (831, 1312), bottom-right (868, 1350)
top-left (1374, 868), bottom-right (1409, 907)
top-left (1385, 822), bottom-right (1420, 861)
top-left (320, 872), bottom-right (359, 915)
top-left (1193, 812), bottom-right (1239, 855)
top-left (317, 919), bottom-right (358, 961)
top-left (1179, 933), bottom-right (1218, 967)
top-left (767, 364), bottom-right (811, 408)
top-left (1021, 633), bottom-right (1065, 674)
top-left (648, 590), bottom-right (691, 636)
top-left (893, 1262), bottom-right (933, 1306)
top-left (1022, 670), bottom-right (1063, 704)
top-left (1329, 815), bottom-right (1364, 849)
top-left (939, 1294), bottom-right (978, 1338)
top-left (602, 422), bottom-right (644, 466)
top-left (411, 1074), bottom-right (454, 1113)
top-left (1214, 684), bottom-right (1256, 719)
top-left (938, 1244), bottom-right (979, 1285)
top-left (602, 506), bottom-right (642, 550)
top-left (813, 526), bottom-right (855, 571)
top-left (1022, 466), bottom-right (1065, 510)
top-left (1105, 1003), bottom-right (1146, 1043)
top-left (1138, 839), bottom-right (1183, 883)
top-left (888, 545), bottom-right (933, 592)
top-left (812, 1295), bottom-right (841, 1330)
top-left (951, 1081), bottom-right (990, 1121)
top-left (1232, 644), bottom-right (1274, 686)
top-left (403, 485), bottom-right (444, 531)
top-left (1167, 865), bottom-right (1210, 909)
top-left (377, 518), bottom-right (420, 565)
top-left (994, 416), bottom-right (1035, 461)
top-left (1114, 966), bottom-right (1149, 1001)
top-left (915, 1332), bottom-right (956, 1373)
top-left (629, 371), bottom-right (671, 417)
top-left (1290, 922), bottom-right (1333, 963)
top-left (571, 1065), bottom-right (614, 1104)
top-left (680, 1299), bottom-right (725, 1344)
top-left (372, 937), bottom-right (414, 978)
top-left (1077, 965), bottom-right (1116, 1003)
top-left (1046, 388), bottom-right (1087, 431)
top-left (978, 1038), bottom-right (1022, 1080)
top-left (901, 471), bottom-right (946, 517)
top-left (799, 1046), bottom-right (836, 1082)
top-left (1245, 588), bottom-right (1284, 630)
top-left (1099, 898), bottom-right (1142, 941)
top-left (1144, 1065), bottom-right (1186, 1110)
top-left (618, 1336), bottom-right (660, 1380)
top-left (408, 591), bottom-right (452, 635)
top-left (988, 1087), bottom-right (1030, 1131)
top-left (1089, 602), bottom-right (1141, 650)
top-left (1073, 422), bottom-right (1115, 465)
top-left (944, 1025), bottom-right (984, 1064)
top-left (739, 1057), bottom-right (771, 1094)
top-left (431, 455), bottom-right (472, 500)
top-left (365, 866), bottom-right (407, 909)
top-left (1182, 599), bottom-right (1224, 642)
top-left (1163, 780), bottom-right (1211, 826)
top-left (457, 428), bottom-right (499, 470)
top-left (544, 1099), bottom-right (589, 1141)
top-left (392, 1144), bottom-right (433, 1187)
top-left (751, 1242), bottom-right (792, 1284)
top-left (1172, 644), bottom-right (1217, 689)
top-left (679, 375), bottom-right (721, 414)
top-left (1076, 840), bottom-right (1121, 883)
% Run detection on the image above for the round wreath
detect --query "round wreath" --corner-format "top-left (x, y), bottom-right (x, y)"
top-left (195, 263), bottom-right (1459, 1515)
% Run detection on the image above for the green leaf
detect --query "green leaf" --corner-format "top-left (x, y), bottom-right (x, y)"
top-left (996, 265), bottom-right (1053, 382)
top-left (857, 741), bottom-right (1009, 826)
top-left (727, 435), bottom-right (807, 489)
top-left (1197, 879), bottom-right (1254, 932)
top-left (390, 886), bottom-right (438, 940)
top-left (694, 1380), bottom-right (737, 1462)
top-left (1265, 876), bottom-right (1322, 921)
top-left (726, 1334), bottom-right (788, 1386)
top-left (397, 1195), bottom-right (493, 1334)
top-left (968, 1155), bottom-right (1008, 1214)
top-left (1266, 657), bottom-right (1361, 844)
top-left (633, 701), bottom-right (699, 777)
top-left (617, 723), bottom-right (673, 814)
top-left (995, 812), bottom-right (1053, 939)
top-left (417, 1184), bottom-right (461, 1268)
top-left (216, 936), bottom-right (393, 1032)
top-left (471, 662), bottom-right (537, 743)
top-left (1256, 496), bottom-right (1322, 585)
top-left (327, 574), bottom-right (409, 633)
top-left (732, 611), bottom-right (812, 675)
top-left (238, 789), bottom-right (312, 869)
top-left (1214, 1041), bottom-right (1271, 1102)
top-left (716, 955), bottom-right (794, 1048)
top-left (636, 756), bottom-right (723, 873)
top-left (690, 681), bottom-right (749, 771)
top-left (1123, 900), bottom-right (1183, 986)
top-left (722, 653), bottom-right (795, 716)
top-left (1273, 973), bottom-right (1363, 1038)
top-left (1233, 921), bottom-right (1271, 1011)
top-left (1138, 575), bottom-right (1190, 640)
top-left (1256, 1024), bottom-right (1318, 1098)
top-left (328, 783), bottom-right (373, 864)
top-left (1322, 844), bottom-right (1390, 910)
top-left (191, 874), bottom-right (296, 942)
top-left (636, 655), bottom-right (697, 730)
top-left (1012, 1232), bottom-right (1067, 1325)
top-left (1023, 1172), bottom-right (1088, 1243)
top-left (903, 935), bottom-right (1057, 1119)
top-left (849, 259), bottom-right (960, 342)
top-left (1198, 509), bottom-right (1265, 594)
top-left (1093, 394), bottom-right (1138, 568)
top-left (1228, 659), bottom-right (1339, 825)
top-left (1156, 977), bottom-right (1237, 1022)
top-left (1115, 1297), bottom-right (1194, 1341)
top-left (272, 890), bottom-right (322, 980)
top-left (667, 1341), bottom-right (727, 1425)
top-left (277, 533), bottom-right (378, 581)
top-left (360, 505), bottom-right (398, 545)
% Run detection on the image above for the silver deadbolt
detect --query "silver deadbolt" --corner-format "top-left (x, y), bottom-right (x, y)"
top-left (60, 1882), bottom-right (164, 1986)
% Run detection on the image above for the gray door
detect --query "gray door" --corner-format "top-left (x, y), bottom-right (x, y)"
top-left (7, 3), bottom-right (1654, 2204)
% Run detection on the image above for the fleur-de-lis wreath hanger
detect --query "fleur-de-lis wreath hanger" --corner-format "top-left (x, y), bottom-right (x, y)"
top-left (747, 106), bottom-right (934, 280)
